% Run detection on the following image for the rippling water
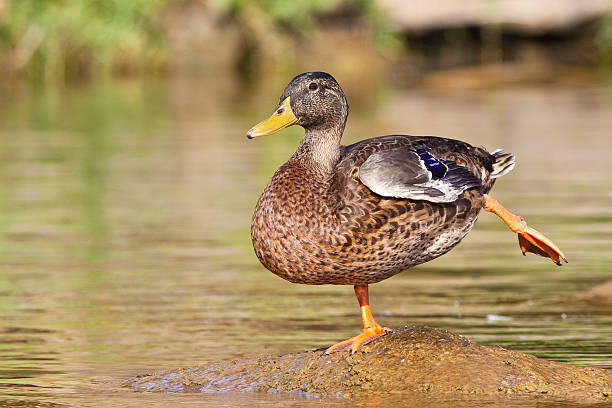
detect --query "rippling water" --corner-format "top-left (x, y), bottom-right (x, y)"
top-left (0, 75), bottom-right (611, 407)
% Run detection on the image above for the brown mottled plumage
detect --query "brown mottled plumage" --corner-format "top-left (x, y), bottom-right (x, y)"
top-left (247, 72), bottom-right (565, 354)
top-left (251, 135), bottom-right (494, 285)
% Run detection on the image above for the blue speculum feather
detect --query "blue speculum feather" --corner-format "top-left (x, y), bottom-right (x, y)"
top-left (415, 146), bottom-right (448, 179)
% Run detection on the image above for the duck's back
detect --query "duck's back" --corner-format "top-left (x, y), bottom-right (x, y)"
top-left (251, 135), bottom-right (503, 285)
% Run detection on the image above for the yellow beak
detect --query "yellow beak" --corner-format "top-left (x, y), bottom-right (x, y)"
top-left (247, 97), bottom-right (298, 139)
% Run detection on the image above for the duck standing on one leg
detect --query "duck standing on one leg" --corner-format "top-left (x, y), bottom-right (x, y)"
top-left (247, 72), bottom-right (567, 355)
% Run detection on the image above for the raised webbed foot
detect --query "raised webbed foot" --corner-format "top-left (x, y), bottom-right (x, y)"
top-left (483, 194), bottom-right (567, 265)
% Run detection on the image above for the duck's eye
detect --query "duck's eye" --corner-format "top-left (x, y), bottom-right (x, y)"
top-left (308, 82), bottom-right (318, 91)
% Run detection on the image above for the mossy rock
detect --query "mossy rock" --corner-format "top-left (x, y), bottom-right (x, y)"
top-left (125, 326), bottom-right (612, 403)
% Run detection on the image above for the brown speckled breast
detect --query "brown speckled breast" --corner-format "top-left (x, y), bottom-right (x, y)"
top-left (251, 135), bottom-right (496, 285)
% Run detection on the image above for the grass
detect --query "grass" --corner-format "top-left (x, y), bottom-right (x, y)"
top-left (1, 0), bottom-right (611, 82)
top-left (0, 0), bottom-right (396, 82)
top-left (0, 0), bottom-right (171, 81)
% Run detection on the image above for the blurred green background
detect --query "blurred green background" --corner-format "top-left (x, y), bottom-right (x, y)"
top-left (1, 0), bottom-right (612, 83)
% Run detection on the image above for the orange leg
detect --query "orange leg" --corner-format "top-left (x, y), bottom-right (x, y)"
top-left (325, 285), bottom-right (391, 355)
top-left (483, 194), bottom-right (567, 265)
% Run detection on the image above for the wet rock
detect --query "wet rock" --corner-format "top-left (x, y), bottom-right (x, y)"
top-left (578, 280), bottom-right (612, 305)
top-left (125, 326), bottom-right (612, 403)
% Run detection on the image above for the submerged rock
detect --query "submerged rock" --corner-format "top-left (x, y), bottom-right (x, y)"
top-left (578, 280), bottom-right (612, 305)
top-left (126, 326), bottom-right (612, 403)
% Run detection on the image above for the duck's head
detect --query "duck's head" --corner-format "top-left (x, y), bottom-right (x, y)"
top-left (247, 72), bottom-right (349, 139)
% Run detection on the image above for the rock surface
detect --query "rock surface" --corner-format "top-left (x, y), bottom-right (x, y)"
top-left (126, 326), bottom-right (612, 403)
top-left (578, 280), bottom-right (612, 305)
top-left (377, 0), bottom-right (612, 33)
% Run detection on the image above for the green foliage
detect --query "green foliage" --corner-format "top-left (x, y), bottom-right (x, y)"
top-left (0, 0), bottom-right (172, 81)
top-left (0, 0), bottom-right (398, 82)
top-left (597, 12), bottom-right (612, 66)
top-left (353, 0), bottom-right (401, 52)
top-left (212, 0), bottom-right (397, 44)
top-left (212, 0), bottom-right (343, 32)
top-left (210, 0), bottom-right (399, 69)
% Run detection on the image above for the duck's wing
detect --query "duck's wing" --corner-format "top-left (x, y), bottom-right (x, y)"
top-left (358, 146), bottom-right (482, 203)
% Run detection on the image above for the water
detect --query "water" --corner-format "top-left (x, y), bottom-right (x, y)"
top-left (0, 75), bottom-right (611, 407)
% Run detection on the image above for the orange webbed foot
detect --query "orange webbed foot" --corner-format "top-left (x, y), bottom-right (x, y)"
top-left (325, 324), bottom-right (391, 355)
top-left (483, 194), bottom-right (567, 266)
top-left (517, 224), bottom-right (568, 265)
top-left (326, 285), bottom-right (391, 355)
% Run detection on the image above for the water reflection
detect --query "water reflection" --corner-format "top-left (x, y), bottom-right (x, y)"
top-left (0, 75), bottom-right (611, 407)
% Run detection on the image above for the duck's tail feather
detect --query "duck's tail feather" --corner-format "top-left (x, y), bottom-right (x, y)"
top-left (490, 149), bottom-right (515, 179)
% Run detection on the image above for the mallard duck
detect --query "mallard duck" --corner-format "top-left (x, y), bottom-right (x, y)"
top-left (247, 72), bottom-right (566, 354)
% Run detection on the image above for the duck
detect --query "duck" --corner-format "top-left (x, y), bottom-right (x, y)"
top-left (247, 72), bottom-right (566, 355)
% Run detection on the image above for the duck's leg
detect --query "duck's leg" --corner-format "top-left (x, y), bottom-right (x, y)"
top-left (325, 285), bottom-right (391, 355)
top-left (482, 194), bottom-right (567, 265)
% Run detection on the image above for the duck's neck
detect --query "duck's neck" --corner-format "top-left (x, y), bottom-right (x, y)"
top-left (292, 122), bottom-right (345, 176)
